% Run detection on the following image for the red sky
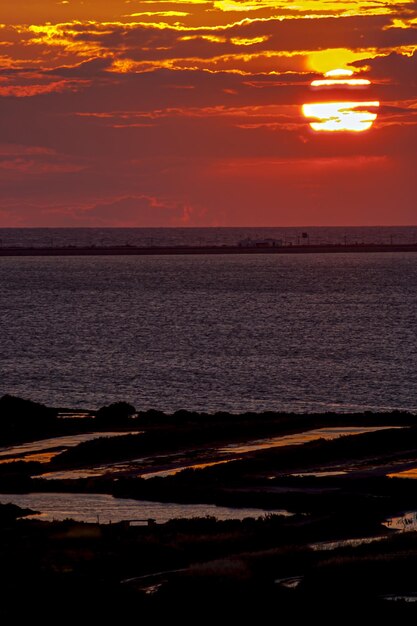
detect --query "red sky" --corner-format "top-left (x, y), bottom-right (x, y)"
top-left (0, 0), bottom-right (416, 226)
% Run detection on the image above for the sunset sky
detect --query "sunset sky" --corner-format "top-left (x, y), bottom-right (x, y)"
top-left (0, 0), bottom-right (416, 226)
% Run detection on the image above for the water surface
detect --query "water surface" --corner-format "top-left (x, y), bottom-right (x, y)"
top-left (0, 431), bottom-right (142, 463)
top-left (2, 251), bottom-right (416, 413)
top-left (0, 492), bottom-right (290, 524)
top-left (39, 425), bottom-right (400, 480)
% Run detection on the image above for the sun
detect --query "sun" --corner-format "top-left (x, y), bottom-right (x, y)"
top-left (302, 69), bottom-right (380, 132)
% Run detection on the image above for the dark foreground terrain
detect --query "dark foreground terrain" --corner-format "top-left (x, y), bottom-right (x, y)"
top-left (2, 503), bottom-right (417, 621)
top-left (2, 395), bottom-right (417, 620)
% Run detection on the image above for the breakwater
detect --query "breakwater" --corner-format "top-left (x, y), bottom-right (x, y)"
top-left (2, 243), bottom-right (417, 256)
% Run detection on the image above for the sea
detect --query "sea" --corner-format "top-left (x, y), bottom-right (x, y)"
top-left (1, 226), bottom-right (417, 414)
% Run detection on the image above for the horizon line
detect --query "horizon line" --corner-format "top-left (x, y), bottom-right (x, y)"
top-left (1, 224), bottom-right (417, 230)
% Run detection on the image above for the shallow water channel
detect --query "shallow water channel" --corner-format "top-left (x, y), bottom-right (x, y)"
top-left (38, 425), bottom-right (399, 480)
top-left (0, 431), bottom-right (142, 464)
top-left (0, 492), bottom-right (292, 524)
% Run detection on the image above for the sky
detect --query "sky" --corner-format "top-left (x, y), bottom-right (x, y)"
top-left (0, 0), bottom-right (416, 227)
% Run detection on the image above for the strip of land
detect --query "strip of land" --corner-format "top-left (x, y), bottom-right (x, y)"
top-left (1, 243), bottom-right (417, 256)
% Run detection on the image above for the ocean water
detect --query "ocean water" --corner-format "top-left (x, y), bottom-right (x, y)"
top-left (1, 229), bottom-right (417, 413)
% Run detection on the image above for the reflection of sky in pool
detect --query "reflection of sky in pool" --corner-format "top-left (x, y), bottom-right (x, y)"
top-left (142, 459), bottom-right (239, 479)
top-left (0, 431), bottom-right (142, 464)
top-left (388, 467), bottom-right (417, 480)
top-left (39, 425), bottom-right (404, 481)
top-left (383, 511), bottom-right (417, 531)
top-left (310, 535), bottom-right (386, 551)
top-left (219, 426), bottom-right (401, 455)
top-left (0, 492), bottom-right (292, 524)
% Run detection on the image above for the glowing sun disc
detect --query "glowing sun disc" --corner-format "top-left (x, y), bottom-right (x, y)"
top-left (302, 101), bottom-right (380, 132)
top-left (303, 70), bottom-right (379, 132)
top-left (311, 78), bottom-right (371, 87)
top-left (324, 68), bottom-right (353, 77)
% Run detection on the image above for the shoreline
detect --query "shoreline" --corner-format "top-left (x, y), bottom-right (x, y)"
top-left (1, 243), bottom-right (417, 256)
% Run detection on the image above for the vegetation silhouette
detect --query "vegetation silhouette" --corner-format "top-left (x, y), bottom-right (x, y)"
top-left (0, 395), bottom-right (58, 444)
top-left (1, 504), bottom-right (417, 620)
top-left (95, 401), bottom-right (136, 425)
top-left (3, 397), bottom-right (417, 619)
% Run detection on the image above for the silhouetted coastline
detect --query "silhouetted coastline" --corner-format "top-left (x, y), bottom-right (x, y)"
top-left (2, 243), bottom-right (417, 256)
top-left (3, 396), bottom-right (417, 618)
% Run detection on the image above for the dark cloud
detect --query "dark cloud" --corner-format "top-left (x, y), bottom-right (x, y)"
top-left (46, 58), bottom-right (114, 77)
top-left (36, 15), bottom-right (417, 64)
top-left (353, 50), bottom-right (417, 84)
top-left (2, 12), bottom-right (414, 75)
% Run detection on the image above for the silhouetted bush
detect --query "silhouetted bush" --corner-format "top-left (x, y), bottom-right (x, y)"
top-left (95, 402), bottom-right (136, 425)
top-left (0, 502), bottom-right (35, 525)
top-left (0, 395), bottom-right (58, 444)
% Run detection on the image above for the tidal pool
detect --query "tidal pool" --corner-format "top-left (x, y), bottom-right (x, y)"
top-left (39, 425), bottom-right (403, 481)
top-left (383, 511), bottom-right (417, 531)
top-left (218, 426), bottom-right (402, 455)
top-left (0, 431), bottom-right (142, 464)
top-left (0, 492), bottom-right (292, 524)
